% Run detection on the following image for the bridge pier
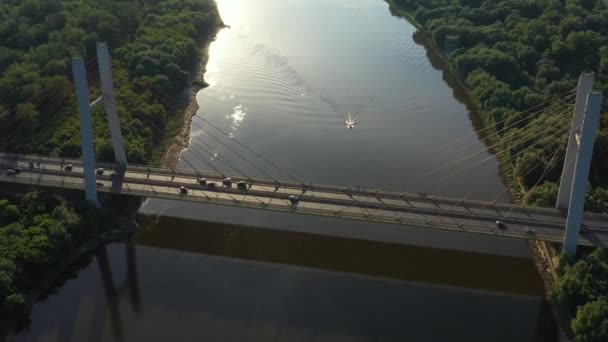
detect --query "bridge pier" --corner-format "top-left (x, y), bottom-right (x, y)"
top-left (561, 90), bottom-right (603, 256)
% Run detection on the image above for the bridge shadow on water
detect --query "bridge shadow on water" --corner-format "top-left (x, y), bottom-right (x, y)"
top-left (9, 216), bottom-right (559, 342)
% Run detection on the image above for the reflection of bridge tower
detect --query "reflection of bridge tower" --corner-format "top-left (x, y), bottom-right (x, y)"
top-left (71, 42), bottom-right (127, 208)
top-left (557, 73), bottom-right (603, 256)
top-left (96, 242), bottom-right (141, 340)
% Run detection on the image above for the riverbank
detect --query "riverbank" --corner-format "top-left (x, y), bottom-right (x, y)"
top-left (158, 30), bottom-right (225, 169)
top-left (0, 2), bottom-right (225, 335)
top-left (384, 1), bottom-right (600, 339)
top-left (389, 3), bottom-right (521, 198)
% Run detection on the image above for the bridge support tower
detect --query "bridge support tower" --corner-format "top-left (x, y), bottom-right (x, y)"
top-left (557, 73), bottom-right (603, 256)
top-left (71, 42), bottom-right (127, 208)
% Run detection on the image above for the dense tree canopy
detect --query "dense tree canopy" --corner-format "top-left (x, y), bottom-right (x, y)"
top-left (554, 248), bottom-right (608, 342)
top-left (0, 0), bottom-right (222, 164)
top-left (0, 192), bottom-right (110, 317)
top-left (389, 0), bottom-right (608, 210)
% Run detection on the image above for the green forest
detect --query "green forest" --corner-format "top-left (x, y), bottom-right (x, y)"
top-left (388, 0), bottom-right (608, 211)
top-left (0, 0), bottom-right (222, 164)
top-left (0, 0), bottom-right (221, 323)
top-left (554, 248), bottom-right (608, 341)
top-left (0, 192), bottom-right (112, 318)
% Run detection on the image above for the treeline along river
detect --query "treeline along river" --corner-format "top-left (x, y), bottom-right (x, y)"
top-left (10, 1), bottom-right (560, 341)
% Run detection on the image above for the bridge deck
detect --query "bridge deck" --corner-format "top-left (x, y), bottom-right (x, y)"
top-left (0, 153), bottom-right (607, 247)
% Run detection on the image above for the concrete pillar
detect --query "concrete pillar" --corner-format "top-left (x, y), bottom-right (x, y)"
top-left (97, 42), bottom-right (128, 166)
top-left (556, 73), bottom-right (595, 210)
top-left (71, 57), bottom-right (100, 208)
top-left (562, 91), bottom-right (603, 256)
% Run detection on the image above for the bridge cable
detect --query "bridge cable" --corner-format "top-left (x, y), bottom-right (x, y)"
top-left (499, 137), bottom-right (571, 222)
top-left (189, 119), bottom-right (279, 181)
top-left (436, 117), bottom-right (580, 186)
top-left (425, 116), bottom-right (576, 201)
top-left (374, 104), bottom-right (576, 197)
top-left (438, 94), bottom-right (577, 158)
top-left (424, 102), bottom-right (576, 178)
top-left (434, 104), bottom-right (577, 193)
top-left (188, 137), bottom-right (251, 177)
top-left (437, 88), bottom-right (576, 150)
top-left (193, 116), bottom-right (303, 184)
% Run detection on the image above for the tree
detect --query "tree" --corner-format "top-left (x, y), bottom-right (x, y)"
top-left (554, 249), bottom-right (608, 315)
top-left (16, 103), bottom-right (39, 132)
top-left (0, 203), bottom-right (20, 225)
top-left (572, 299), bottom-right (608, 342)
top-left (5, 293), bottom-right (27, 317)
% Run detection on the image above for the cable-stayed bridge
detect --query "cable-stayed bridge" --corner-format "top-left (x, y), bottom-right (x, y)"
top-left (0, 43), bottom-right (606, 255)
top-left (1, 149), bottom-right (607, 251)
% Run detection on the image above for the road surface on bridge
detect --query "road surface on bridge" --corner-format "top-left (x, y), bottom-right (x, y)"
top-left (0, 153), bottom-right (607, 247)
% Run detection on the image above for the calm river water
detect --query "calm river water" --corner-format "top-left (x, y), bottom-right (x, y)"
top-left (9, 0), bottom-right (559, 341)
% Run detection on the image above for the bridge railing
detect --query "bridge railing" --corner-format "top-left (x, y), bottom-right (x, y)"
top-left (0, 171), bottom-right (580, 245)
top-left (0, 152), bottom-right (565, 214)
top-left (1, 152), bottom-right (605, 222)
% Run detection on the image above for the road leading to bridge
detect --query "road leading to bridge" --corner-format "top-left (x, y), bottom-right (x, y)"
top-left (0, 153), bottom-right (607, 247)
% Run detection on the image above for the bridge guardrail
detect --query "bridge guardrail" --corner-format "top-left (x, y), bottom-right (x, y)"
top-left (0, 171), bottom-right (590, 246)
top-left (3, 152), bottom-right (606, 222)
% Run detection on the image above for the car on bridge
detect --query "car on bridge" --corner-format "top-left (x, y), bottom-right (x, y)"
top-left (223, 178), bottom-right (232, 187)
top-left (5, 169), bottom-right (16, 176)
top-left (64, 164), bottom-right (73, 172)
top-left (289, 195), bottom-right (300, 206)
top-left (237, 181), bottom-right (248, 190)
top-left (179, 186), bottom-right (188, 195)
top-left (495, 220), bottom-right (507, 230)
top-left (207, 182), bottom-right (217, 190)
top-left (96, 168), bottom-right (104, 176)
top-left (198, 178), bottom-right (207, 186)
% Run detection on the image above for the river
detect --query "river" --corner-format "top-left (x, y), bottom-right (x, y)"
top-left (9, 0), bottom-right (559, 341)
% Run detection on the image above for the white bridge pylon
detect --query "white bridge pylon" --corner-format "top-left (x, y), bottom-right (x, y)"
top-left (557, 72), bottom-right (603, 256)
top-left (72, 42), bottom-right (127, 208)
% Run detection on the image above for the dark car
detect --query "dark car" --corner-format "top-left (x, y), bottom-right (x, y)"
top-left (179, 186), bottom-right (188, 195)
top-left (64, 164), bottom-right (73, 172)
top-left (289, 195), bottom-right (300, 206)
top-left (237, 181), bottom-right (248, 190)
top-left (223, 178), bottom-right (232, 187)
